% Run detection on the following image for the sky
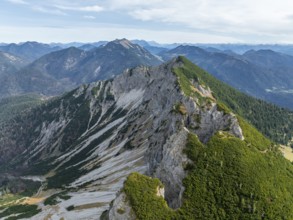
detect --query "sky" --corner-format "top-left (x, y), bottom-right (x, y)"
top-left (1, 0), bottom-right (293, 44)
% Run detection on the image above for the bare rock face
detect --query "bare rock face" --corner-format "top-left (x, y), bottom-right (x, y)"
top-left (0, 58), bottom-right (244, 219)
top-left (195, 104), bottom-right (244, 143)
top-left (153, 128), bottom-right (190, 208)
top-left (105, 59), bottom-right (244, 215)
top-left (230, 114), bottom-right (244, 140)
top-left (106, 192), bottom-right (136, 220)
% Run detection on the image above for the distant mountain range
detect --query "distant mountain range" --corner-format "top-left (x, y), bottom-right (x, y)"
top-left (196, 43), bottom-right (293, 56)
top-left (52, 40), bottom-right (170, 55)
top-left (0, 42), bottom-right (61, 61)
top-left (4, 39), bottom-right (293, 57)
top-left (3, 39), bottom-right (293, 110)
top-left (0, 39), bottom-right (161, 98)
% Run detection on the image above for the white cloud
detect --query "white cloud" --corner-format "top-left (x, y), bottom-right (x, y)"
top-left (103, 0), bottom-right (293, 41)
top-left (6, 0), bottom-right (28, 5)
top-left (83, 15), bottom-right (96, 20)
top-left (79, 5), bottom-right (103, 12)
top-left (106, 0), bottom-right (164, 10)
top-left (3, 0), bottom-right (293, 43)
top-left (0, 25), bottom-right (241, 44)
top-left (32, 6), bottom-right (67, 16)
top-left (55, 4), bottom-right (103, 13)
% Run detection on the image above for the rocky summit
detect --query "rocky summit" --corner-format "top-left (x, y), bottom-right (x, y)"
top-left (0, 57), bottom-right (292, 219)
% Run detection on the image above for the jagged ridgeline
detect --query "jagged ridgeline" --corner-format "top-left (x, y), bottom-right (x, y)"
top-left (0, 57), bottom-right (292, 219)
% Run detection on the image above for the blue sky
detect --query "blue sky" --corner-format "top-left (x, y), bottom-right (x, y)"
top-left (1, 0), bottom-right (293, 43)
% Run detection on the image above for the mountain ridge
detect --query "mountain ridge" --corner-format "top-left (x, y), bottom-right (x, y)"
top-left (0, 57), bottom-right (292, 219)
top-left (0, 51), bottom-right (28, 77)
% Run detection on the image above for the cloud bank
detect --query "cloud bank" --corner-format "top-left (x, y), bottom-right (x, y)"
top-left (2, 0), bottom-right (293, 43)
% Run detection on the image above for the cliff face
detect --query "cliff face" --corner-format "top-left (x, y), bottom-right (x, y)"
top-left (0, 57), bottom-right (243, 219)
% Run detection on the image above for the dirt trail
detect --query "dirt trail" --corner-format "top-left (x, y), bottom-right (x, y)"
top-left (21, 176), bottom-right (47, 205)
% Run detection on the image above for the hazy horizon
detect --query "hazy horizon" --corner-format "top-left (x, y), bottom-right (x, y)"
top-left (3, 39), bottom-right (293, 46)
top-left (1, 0), bottom-right (293, 44)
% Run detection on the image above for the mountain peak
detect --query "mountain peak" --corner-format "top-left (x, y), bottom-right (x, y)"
top-left (22, 41), bottom-right (40, 45)
top-left (19, 41), bottom-right (51, 49)
top-left (108, 38), bottom-right (135, 49)
top-left (64, 46), bottom-right (83, 53)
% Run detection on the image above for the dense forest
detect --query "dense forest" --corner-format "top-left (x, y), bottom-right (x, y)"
top-left (0, 95), bottom-right (42, 124)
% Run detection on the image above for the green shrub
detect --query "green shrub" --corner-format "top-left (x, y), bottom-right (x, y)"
top-left (174, 103), bottom-right (187, 115)
top-left (0, 204), bottom-right (40, 220)
top-left (123, 131), bottom-right (293, 219)
top-left (216, 102), bottom-right (231, 114)
top-left (124, 173), bottom-right (176, 220)
top-left (117, 208), bottom-right (125, 214)
top-left (44, 192), bottom-right (71, 206)
top-left (66, 205), bottom-right (75, 211)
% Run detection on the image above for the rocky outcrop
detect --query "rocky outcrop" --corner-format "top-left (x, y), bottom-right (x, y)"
top-left (105, 192), bottom-right (136, 220)
top-left (196, 104), bottom-right (244, 143)
top-left (152, 128), bottom-right (190, 208)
